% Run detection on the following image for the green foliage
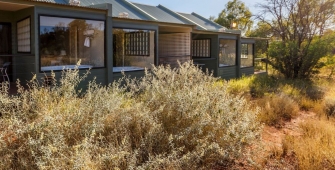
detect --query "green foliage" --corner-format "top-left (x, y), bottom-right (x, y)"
top-left (0, 61), bottom-right (260, 169)
top-left (214, 0), bottom-right (252, 33)
top-left (268, 35), bottom-right (334, 79)
top-left (246, 22), bottom-right (271, 58)
top-left (256, 0), bottom-right (335, 79)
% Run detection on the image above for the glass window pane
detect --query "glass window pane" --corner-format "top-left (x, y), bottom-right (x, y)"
top-left (113, 28), bottom-right (155, 72)
top-left (241, 43), bottom-right (254, 68)
top-left (39, 16), bottom-right (105, 71)
top-left (219, 39), bottom-right (236, 66)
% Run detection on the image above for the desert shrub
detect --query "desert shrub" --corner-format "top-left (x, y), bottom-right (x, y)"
top-left (298, 97), bottom-right (317, 111)
top-left (0, 61), bottom-right (261, 169)
top-left (282, 119), bottom-right (335, 169)
top-left (249, 75), bottom-right (276, 98)
top-left (257, 93), bottom-right (299, 127)
top-left (324, 90), bottom-right (335, 118)
top-left (126, 62), bottom-right (261, 168)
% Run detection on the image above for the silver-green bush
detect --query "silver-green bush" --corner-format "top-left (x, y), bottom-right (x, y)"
top-left (0, 61), bottom-right (260, 169)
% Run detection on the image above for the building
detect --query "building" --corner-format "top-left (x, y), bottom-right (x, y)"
top-left (0, 0), bottom-right (263, 88)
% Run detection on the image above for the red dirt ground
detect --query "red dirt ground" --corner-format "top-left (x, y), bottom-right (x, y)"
top-left (233, 111), bottom-right (317, 169)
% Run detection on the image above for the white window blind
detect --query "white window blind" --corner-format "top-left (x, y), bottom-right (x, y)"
top-left (17, 17), bottom-right (30, 52)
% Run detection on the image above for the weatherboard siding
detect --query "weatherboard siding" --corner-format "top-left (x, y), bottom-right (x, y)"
top-left (240, 67), bottom-right (254, 76)
top-left (218, 66), bottom-right (237, 80)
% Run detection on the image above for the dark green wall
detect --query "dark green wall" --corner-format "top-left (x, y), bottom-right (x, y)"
top-left (240, 67), bottom-right (254, 76)
top-left (218, 66), bottom-right (237, 80)
top-left (113, 71), bottom-right (145, 82)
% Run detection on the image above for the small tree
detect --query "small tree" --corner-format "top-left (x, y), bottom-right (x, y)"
top-left (256, 0), bottom-right (335, 79)
top-left (214, 0), bottom-right (253, 34)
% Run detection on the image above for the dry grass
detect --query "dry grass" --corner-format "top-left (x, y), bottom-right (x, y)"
top-left (282, 119), bottom-right (335, 169)
top-left (256, 93), bottom-right (299, 127)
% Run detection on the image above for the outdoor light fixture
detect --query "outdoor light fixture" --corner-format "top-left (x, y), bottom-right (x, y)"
top-left (230, 22), bottom-right (237, 29)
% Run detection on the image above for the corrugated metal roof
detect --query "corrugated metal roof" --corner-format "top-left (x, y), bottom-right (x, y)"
top-left (131, 3), bottom-right (185, 24)
top-left (106, 0), bottom-right (151, 20)
top-left (28, 0), bottom-right (68, 4)
top-left (178, 12), bottom-right (224, 31)
top-left (26, 0), bottom-right (107, 10)
top-left (81, 0), bottom-right (153, 20)
top-left (28, 0), bottom-right (227, 32)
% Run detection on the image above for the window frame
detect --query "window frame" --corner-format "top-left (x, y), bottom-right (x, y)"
top-left (240, 43), bottom-right (255, 68)
top-left (38, 14), bottom-right (106, 73)
top-left (218, 38), bottom-right (238, 67)
top-left (191, 39), bottom-right (211, 58)
top-left (112, 27), bottom-right (157, 72)
top-left (241, 43), bottom-right (248, 59)
top-left (17, 17), bottom-right (31, 53)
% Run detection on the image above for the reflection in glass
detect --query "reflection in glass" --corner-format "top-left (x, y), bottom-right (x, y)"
top-left (241, 43), bottom-right (254, 67)
top-left (219, 39), bottom-right (236, 67)
top-left (113, 28), bottom-right (155, 72)
top-left (39, 16), bottom-right (105, 71)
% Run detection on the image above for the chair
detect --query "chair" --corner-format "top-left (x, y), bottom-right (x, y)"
top-left (0, 62), bottom-right (11, 88)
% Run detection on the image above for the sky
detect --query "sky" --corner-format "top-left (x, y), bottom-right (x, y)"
top-left (130, 0), bottom-right (266, 19)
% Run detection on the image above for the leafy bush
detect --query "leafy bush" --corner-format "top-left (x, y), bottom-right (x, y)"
top-left (0, 61), bottom-right (260, 169)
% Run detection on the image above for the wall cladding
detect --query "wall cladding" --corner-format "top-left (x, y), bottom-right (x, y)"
top-left (159, 33), bottom-right (190, 68)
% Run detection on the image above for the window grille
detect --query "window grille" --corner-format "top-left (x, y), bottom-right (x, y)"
top-left (125, 31), bottom-right (149, 56)
top-left (192, 39), bottom-right (210, 57)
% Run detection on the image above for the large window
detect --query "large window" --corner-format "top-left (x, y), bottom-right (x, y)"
top-left (39, 16), bottom-right (105, 71)
top-left (192, 39), bottom-right (210, 57)
top-left (219, 39), bottom-right (236, 67)
top-left (113, 28), bottom-right (155, 72)
top-left (241, 43), bottom-right (254, 68)
top-left (17, 17), bottom-right (30, 53)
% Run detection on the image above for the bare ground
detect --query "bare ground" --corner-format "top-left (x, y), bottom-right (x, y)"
top-left (232, 111), bottom-right (317, 169)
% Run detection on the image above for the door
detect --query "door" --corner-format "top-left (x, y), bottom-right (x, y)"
top-left (0, 23), bottom-right (12, 81)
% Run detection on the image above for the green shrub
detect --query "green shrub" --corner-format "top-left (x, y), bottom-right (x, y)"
top-left (0, 61), bottom-right (261, 169)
